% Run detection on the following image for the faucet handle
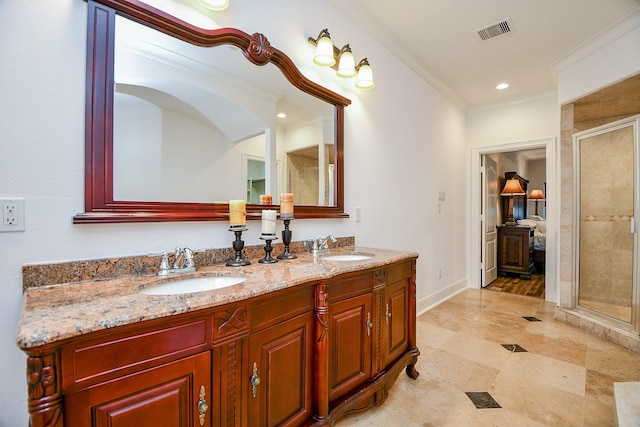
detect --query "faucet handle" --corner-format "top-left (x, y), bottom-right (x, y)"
top-left (183, 247), bottom-right (195, 268)
top-left (159, 252), bottom-right (170, 271)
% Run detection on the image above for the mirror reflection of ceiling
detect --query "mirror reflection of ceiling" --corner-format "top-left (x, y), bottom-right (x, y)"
top-left (115, 16), bottom-right (333, 140)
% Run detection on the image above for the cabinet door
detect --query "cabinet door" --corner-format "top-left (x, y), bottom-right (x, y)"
top-left (328, 293), bottom-right (373, 402)
top-left (247, 313), bottom-right (313, 427)
top-left (382, 279), bottom-right (409, 366)
top-left (65, 352), bottom-right (211, 427)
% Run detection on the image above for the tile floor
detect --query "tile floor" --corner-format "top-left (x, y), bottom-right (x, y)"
top-left (335, 288), bottom-right (640, 426)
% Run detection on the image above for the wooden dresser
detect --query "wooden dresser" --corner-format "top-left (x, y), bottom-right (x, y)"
top-left (497, 225), bottom-right (534, 279)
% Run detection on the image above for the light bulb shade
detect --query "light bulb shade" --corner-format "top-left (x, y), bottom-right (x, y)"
top-left (355, 59), bottom-right (374, 89)
top-left (198, 0), bottom-right (229, 10)
top-left (313, 34), bottom-right (336, 66)
top-left (529, 189), bottom-right (545, 200)
top-left (500, 178), bottom-right (526, 196)
top-left (336, 46), bottom-right (356, 78)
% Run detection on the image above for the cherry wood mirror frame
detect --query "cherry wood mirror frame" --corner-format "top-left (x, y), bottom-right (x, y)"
top-left (74, 0), bottom-right (351, 224)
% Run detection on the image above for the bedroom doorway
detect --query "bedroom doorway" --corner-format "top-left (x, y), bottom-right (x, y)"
top-left (470, 137), bottom-right (557, 302)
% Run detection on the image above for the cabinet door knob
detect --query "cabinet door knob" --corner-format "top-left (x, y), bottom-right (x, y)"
top-left (251, 362), bottom-right (261, 398)
top-left (366, 312), bottom-right (373, 336)
top-left (197, 385), bottom-right (209, 426)
top-left (385, 304), bottom-right (392, 325)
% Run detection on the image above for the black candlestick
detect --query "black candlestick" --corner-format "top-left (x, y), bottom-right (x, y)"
top-left (277, 218), bottom-right (297, 260)
top-left (227, 227), bottom-right (251, 267)
top-left (259, 235), bottom-right (278, 264)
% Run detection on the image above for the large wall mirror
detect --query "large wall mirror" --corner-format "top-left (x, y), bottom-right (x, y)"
top-left (74, 0), bottom-right (351, 223)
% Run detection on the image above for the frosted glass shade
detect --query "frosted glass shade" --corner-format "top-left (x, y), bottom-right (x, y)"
top-left (355, 61), bottom-right (375, 89)
top-left (313, 36), bottom-right (336, 66)
top-left (337, 49), bottom-right (356, 78)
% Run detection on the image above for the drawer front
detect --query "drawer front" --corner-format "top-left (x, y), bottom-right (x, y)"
top-left (251, 285), bottom-right (314, 332)
top-left (386, 260), bottom-right (412, 284)
top-left (62, 315), bottom-right (211, 390)
top-left (328, 271), bottom-right (374, 302)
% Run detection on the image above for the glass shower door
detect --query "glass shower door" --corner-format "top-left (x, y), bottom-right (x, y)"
top-left (576, 117), bottom-right (639, 329)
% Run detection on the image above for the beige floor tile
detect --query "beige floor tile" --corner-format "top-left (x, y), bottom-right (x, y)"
top-left (468, 408), bottom-right (548, 427)
top-left (491, 372), bottom-right (585, 426)
top-left (518, 328), bottom-right (588, 367)
top-left (586, 344), bottom-right (640, 381)
top-left (439, 332), bottom-right (511, 370)
top-left (585, 368), bottom-right (616, 405)
top-left (382, 376), bottom-right (477, 426)
top-left (484, 292), bottom-right (545, 317)
top-left (419, 349), bottom-right (500, 391)
top-left (416, 319), bottom-right (457, 350)
top-left (458, 310), bottom-right (528, 343)
top-left (584, 396), bottom-right (614, 427)
top-left (499, 351), bottom-right (586, 396)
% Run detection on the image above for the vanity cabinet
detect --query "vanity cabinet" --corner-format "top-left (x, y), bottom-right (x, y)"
top-left (21, 257), bottom-right (418, 427)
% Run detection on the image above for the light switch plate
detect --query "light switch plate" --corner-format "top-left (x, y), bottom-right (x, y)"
top-left (0, 198), bottom-right (25, 232)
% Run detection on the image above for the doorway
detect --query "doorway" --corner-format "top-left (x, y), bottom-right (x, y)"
top-left (470, 137), bottom-right (557, 302)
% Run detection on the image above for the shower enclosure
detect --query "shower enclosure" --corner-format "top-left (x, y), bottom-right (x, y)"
top-left (574, 115), bottom-right (640, 332)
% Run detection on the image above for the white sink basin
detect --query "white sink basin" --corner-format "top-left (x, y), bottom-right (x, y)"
top-left (323, 254), bottom-right (372, 262)
top-left (141, 276), bottom-right (245, 295)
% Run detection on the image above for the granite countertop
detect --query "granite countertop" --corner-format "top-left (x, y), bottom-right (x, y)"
top-left (16, 246), bottom-right (417, 350)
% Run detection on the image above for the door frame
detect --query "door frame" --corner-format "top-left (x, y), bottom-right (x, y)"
top-left (469, 137), bottom-right (558, 302)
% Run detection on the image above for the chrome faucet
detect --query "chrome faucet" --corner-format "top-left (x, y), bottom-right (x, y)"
top-left (305, 235), bottom-right (337, 254)
top-left (158, 247), bottom-right (196, 276)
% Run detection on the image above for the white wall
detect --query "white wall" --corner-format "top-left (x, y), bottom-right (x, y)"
top-left (0, 1), bottom-right (467, 424)
top-left (465, 94), bottom-right (560, 298)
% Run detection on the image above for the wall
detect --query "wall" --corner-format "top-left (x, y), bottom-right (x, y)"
top-left (466, 94), bottom-right (559, 297)
top-left (0, 1), bottom-right (467, 425)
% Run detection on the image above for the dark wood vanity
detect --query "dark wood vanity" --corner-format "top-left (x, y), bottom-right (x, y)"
top-left (18, 250), bottom-right (419, 426)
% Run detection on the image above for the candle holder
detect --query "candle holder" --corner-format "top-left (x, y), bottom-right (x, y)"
top-left (259, 235), bottom-right (278, 264)
top-left (226, 227), bottom-right (251, 267)
top-left (277, 218), bottom-right (297, 260)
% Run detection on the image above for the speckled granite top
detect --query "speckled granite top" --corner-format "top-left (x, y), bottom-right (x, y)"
top-left (16, 246), bottom-right (417, 350)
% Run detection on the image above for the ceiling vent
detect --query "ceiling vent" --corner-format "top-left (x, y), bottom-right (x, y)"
top-left (474, 18), bottom-right (514, 42)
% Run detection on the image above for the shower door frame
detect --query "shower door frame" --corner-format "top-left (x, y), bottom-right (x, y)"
top-left (573, 115), bottom-right (640, 334)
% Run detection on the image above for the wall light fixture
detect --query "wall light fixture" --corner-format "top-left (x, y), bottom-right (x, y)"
top-left (308, 29), bottom-right (374, 89)
top-left (198, 0), bottom-right (229, 11)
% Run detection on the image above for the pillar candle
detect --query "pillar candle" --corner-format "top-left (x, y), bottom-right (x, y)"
top-left (260, 194), bottom-right (273, 205)
top-left (229, 200), bottom-right (246, 227)
top-left (280, 193), bottom-right (293, 218)
top-left (261, 209), bottom-right (277, 235)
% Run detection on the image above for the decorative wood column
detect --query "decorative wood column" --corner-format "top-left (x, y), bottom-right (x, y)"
top-left (26, 348), bottom-right (63, 427)
top-left (313, 281), bottom-right (330, 423)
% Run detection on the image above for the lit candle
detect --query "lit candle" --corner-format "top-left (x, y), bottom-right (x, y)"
top-left (261, 209), bottom-right (277, 236)
top-left (280, 193), bottom-right (293, 218)
top-left (260, 194), bottom-right (273, 205)
top-left (229, 200), bottom-right (246, 227)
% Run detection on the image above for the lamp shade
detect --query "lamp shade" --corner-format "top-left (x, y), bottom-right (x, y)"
top-left (529, 189), bottom-right (545, 200)
top-left (313, 31), bottom-right (336, 66)
top-left (355, 58), bottom-right (375, 89)
top-left (500, 178), bottom-right (525, 196)
top-left (337, 46), bottom-right (357, 78)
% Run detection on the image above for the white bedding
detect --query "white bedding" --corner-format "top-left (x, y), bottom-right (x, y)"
top-left (517, 216), bottom-right (546, 250)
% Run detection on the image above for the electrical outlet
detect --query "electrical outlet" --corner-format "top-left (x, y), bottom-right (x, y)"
top-left (1, 198), bottom-right (25, 232)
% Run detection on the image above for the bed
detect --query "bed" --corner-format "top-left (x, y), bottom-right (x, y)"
top-left (517, 216), bottom-right (546, 272)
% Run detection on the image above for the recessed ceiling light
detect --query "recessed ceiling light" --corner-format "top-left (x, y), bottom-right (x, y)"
top-left (496, 83), bottom-right (509, 90)
top-left (277, 112), bottom-right (287, 118)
